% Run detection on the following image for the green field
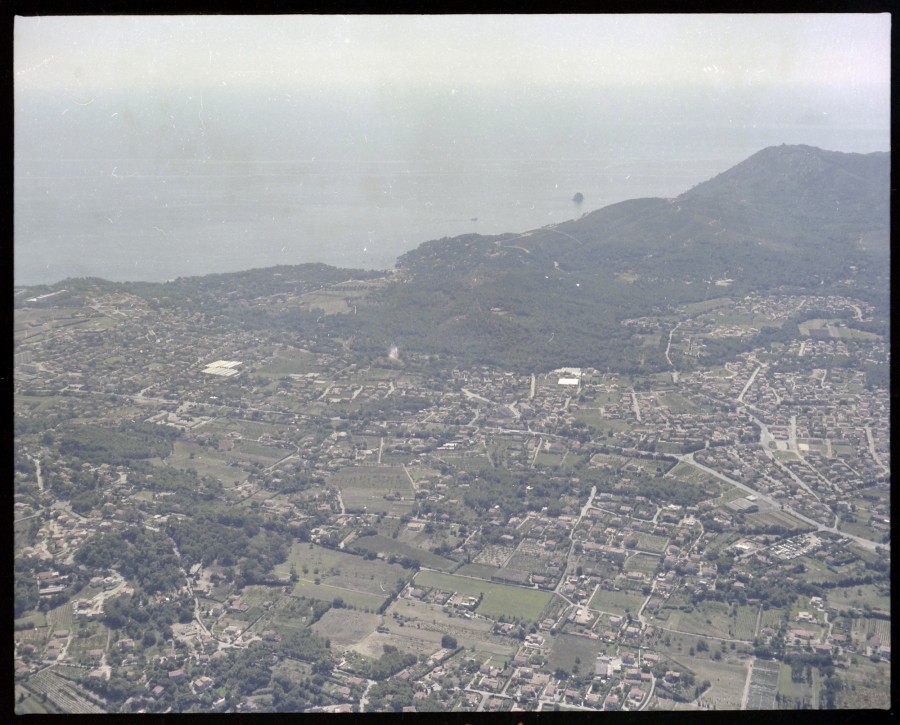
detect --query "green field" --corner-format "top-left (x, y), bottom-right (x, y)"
top-left (547, 633), bottom-right (605, 673)
top-left (330, 466), bottom-right (414, 514)
top-left (300, 290), bottom-right (352, 315)
top-left (312, 608), bottom-right (381, 647)
top-left (372, 598), bottom-right (514, 660)
top-left (837, 516), bottom-right (887, 542)
top-left (413, 570), bottom-right (553, 621)
top-left (835, 652), bottom-right (891, 709)
top-left (454, 563), bottom-right (503, 579)
top-left (745, 509), bottom-right (814, 532)
top-left (352, 534), bottom-right (456, 571)
top-left (732, 605), bottom-right (760, 640)
top-left (165, 441), bottom-right (249, 485)
top-left (589, 452), bottom-right (632, 470)
top-left (777, 662), bottom-right (820, 707)
top-left (685, 657), bottom-right (748, 710)
top-left (258, 347), bottom-right (321, 375)
top-left (15, 612), bottom-right (47, 629)
top-left (667, 461), bottom-right (721, 487)
top-left (662, 601), bottom-right (736, 639)
top-left (291, 579), bottom-right (386, 610)
top-left (624, 552), bottom-right (660, 576)
top-left (589, 587), bottom-right (646, 616)
top-left (663, 392), bottom-right (701, 414)
top-left (759, 606), bottom-right (788, 631)
top-left (276, 543), bottom-right (410, 610)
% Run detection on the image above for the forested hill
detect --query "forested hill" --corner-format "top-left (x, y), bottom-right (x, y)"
top-left (347, 145), bottom-right (889, 372)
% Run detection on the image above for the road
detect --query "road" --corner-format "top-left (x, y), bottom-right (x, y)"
top-left (530, 438), bottom-right (543, 468)
top-left (553, 485), bottom-right (597, 606)
top-left (30, 455), bottom-right (45, 493)
top-left (359, 679), bottom-right (376, 713)
top-left (864, 426), bottom-right (888, 473)
top-left (462, 388), bottom-right (492, 405)
top-left (740, 657), bottom-right (755, 710)
top-left (737, 365), bottom-right (761, 403)
top-left (664, 320), bottom-right (683, 381)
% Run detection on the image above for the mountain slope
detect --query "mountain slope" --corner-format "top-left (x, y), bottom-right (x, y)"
top-left (347, 145), bottom-right (889, 373)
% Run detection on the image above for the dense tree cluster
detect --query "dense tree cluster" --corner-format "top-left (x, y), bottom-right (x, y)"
top-left (75, 526), bottom-right (184, 594)
top-left (57, 422), bottom-right (180, 465)
top-left (167, 507), bottom-right (290, 584)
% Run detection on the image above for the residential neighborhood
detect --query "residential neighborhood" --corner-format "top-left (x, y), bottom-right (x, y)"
top-left (14, 280), bottom-right (890, 713)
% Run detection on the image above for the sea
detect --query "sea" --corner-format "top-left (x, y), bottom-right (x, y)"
top-left (14, 88), bottom-right (889, 287)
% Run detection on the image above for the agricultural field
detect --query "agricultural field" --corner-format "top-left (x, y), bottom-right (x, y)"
top-left (16, 686), bottom-right (62, 715)
top-left (46, 602), bottom-right (75, 631)
top-left (745, 659), bottom-right (780, 710)
top-left (257, 347), bottom-right (322, 375)
top-left (352, 597), bottom-right (514, 661)
top-left (65, 625), bottom-right (109, 664)
top-left (473, 544), bottom-right (516, 567)
top-left (837, 516), bottom-right (888, 543)
top-left (667, 461), bottom-right (721, 488)
top-left (412, 570), bottom-right (553, 621)
top-left (312, 608), bottom-right (381, 648)
top-left (745, 509), bottom-right (813, 532)
top-left (534, 451), bottom-right (574, 468)
top-left (547, 633), bottom-right (605, 674)
top-left (777, 662), bottom-right (820, 708)
top-left (680, 656), bottom-right (748, 710)
top-left (262, 597), bottom-right (317, 638)
top-left (230, 438), bottom-right (289, 464)
top-left (835, 655), bottom-right (891, 710)
top-left (454, 563), bottom-right (502, 579)
top-left (758, 606), bottom-right (788, 631)
top-left (828, 584), bottom-right (891, 611)
top-left (20, 668), bottom-right (105, 714)
top-left (573, 409), bottom-right (633, 433)
top-left (329, 466), bottom-right (414, 515)
top-left (351, 534), bottom-right (456, 571)
top-left (164, 440), bottom-right (248, 485)
top-left (505, 547), bottom-right (559, 578)
top-left (588, 452), bottom-right (632, 470)
top-left (624, 552), bottom-right (660, 577)
top-left (277, 542), bottom-right (410, 610)
top-left (300, 289), bottom-right (354, 315)
top-left (850, 617), bottom-right (890, 647)
top-left (661, 601), bottom-right (737, 640)
top-left (15, 612), bottom-right (47, 629)
top-left (589, 586), bottom-right (646, 616)
top-left (732, 605), bottom-right (761, 640)
top-left (662, 392), bottom-right (701, 414)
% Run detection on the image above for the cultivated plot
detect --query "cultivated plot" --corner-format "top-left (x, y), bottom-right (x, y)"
top-left (745, 658), bottom-right (780, 710)
top-left (330, 466), bottom-right (414, 515)
top-left (312, 608), bottom-right (381, 647)
top-left (413, 570), bottom-right (553, 621)
top-left (277, 543), bottom-right (410, 609)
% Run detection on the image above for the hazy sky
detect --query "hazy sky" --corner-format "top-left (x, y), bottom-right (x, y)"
top-left (15, 14), bottom-right (891, 94)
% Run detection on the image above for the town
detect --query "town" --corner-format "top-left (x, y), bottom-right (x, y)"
top-left (14, 275), bottom-right (890, 713)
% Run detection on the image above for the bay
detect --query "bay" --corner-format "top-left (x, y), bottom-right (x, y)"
top-left (14, 125), bottom-right (887, 287)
